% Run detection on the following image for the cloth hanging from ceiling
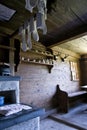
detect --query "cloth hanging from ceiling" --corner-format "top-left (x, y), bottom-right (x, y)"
top-left (25, 0), bottom-right (38, 13)
top-left (19, 0), bottom-right (47, 52)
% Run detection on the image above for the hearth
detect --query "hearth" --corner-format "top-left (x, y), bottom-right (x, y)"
top-left (0, 90), bottom-right (16, 105)
top-left (0, 76), bottom-right (45, 130)
top-left (0, 76), bottom-right (20, 105)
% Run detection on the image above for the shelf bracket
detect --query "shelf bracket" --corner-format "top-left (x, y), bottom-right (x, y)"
top-left (48, 65), bottom-right (53, 73)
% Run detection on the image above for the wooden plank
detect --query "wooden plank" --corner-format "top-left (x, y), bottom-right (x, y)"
top-left (0, 45), bottom-right (16, 50)
top-left (9, 39), bottom-right (15, 75)
top-left (0, 11), bottom-right (31, 30)
top-left (0, 0), bottom-right (32, 36)
top-left (41, 24), bottom-right (87, 47)
top-left (0, 26), bottom-right (14, 37)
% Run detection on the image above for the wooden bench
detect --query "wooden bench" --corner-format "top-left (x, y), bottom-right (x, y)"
top-left (68, 90), bottom-right (87, 108)
top-left (53, 85), bottom-right (87, 113)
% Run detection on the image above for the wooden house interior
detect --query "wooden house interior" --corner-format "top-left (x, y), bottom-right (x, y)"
top-left (0, 0), bottom-right (87, 129)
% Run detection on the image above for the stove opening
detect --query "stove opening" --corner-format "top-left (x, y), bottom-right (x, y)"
top-left (0, 90), bottom-right (16, 105)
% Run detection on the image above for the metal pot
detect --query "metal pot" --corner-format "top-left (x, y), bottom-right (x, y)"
top-left (0, 65), bottom-right (10, 76)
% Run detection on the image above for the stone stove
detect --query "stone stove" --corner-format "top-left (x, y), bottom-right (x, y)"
top-left (0, 76), bottom-right (20, 105)
top-left (0, 76), bottom-right (45, 130)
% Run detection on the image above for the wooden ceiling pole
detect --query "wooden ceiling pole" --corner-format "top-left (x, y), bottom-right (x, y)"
top-left (9, 29), bottom-right (19, 39)
top-left (9, 38), bottom-right (15, 76)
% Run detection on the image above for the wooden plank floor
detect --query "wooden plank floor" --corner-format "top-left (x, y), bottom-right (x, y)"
top-left (40, 117), bottom-right (77, 130)
top-left (50, 103), bottom-right (87, 130)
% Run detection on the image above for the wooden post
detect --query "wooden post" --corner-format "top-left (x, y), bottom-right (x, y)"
top-left (9, 39), bottom-right (15, 76)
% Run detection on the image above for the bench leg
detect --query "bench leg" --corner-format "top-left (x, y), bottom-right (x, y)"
top-left (58, 93), bottom-right (68, 113)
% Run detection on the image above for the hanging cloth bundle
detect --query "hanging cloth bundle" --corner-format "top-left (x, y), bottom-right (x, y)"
top-left (19, 0), bottom-right (47, 52)
top-left (19, 26), bottom-right (27, 52)
top-left (32, 20), bottom-right (39, 41)
top-left (36, 0), bottom-right (47, 34)
top-left (30, 17), bottom-right (39, 41)
top-left (26, 22), bottom-right (32, 49)
top-left (36, 12), bottom-right (47, 34)
top-left (25, 0), bottom-right (38, 13)
top-left (37, 0), bottom-right (47, 15)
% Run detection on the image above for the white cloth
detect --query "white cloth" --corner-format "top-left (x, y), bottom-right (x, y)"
top-left (26, 23), bottom-right (32, 49)
top-left (30, 17), bottom-right (39, 41)
top-left (30, 16), bottom-right (34, 33)
top-left (24, 0), bottom-right (47, 41)
top-left (0, 104), bottom-right (32, 116)
top-left (37, 0), bottom-right (47, 14)
top-left (32, 20), bottom-right (39, 41)
top-left (36, 0), bottom-right (47, 34)
top-left (19, 26), bottom-right (27, 52)
top-left (25, 0), bottom-right (38, 13)
top-left (36, 13), bottom-right (47, 34)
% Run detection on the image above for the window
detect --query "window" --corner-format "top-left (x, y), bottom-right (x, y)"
top-left (70, 61), bottom-right (79, 81)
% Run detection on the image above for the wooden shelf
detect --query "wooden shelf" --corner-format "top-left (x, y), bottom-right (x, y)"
top-left (23, 50), bottom-right (54, 58)
top-left (21, 60), bottom-right (53, 66)
top-left (0, 45), bottom-right (16, 51)
top-left (21, 60), bottom-right (53, 73)
top-left (21, 48), bottom-right (54, 73)
top-left (0, 62), bottom-right (10, 66)
top-left (0, 62), bottom-right (15, 66)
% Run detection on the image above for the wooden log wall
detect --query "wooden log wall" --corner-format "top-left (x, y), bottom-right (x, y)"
top-left (16, 41), bottom-right (80, 109)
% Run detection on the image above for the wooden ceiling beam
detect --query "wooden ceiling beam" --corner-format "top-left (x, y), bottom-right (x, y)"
top-left (9, 29), bottom-right (19, 39)
top-left (40, 23), bottom-right (87, 47)
top-left (49, 32), bottom-right (87, 48)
